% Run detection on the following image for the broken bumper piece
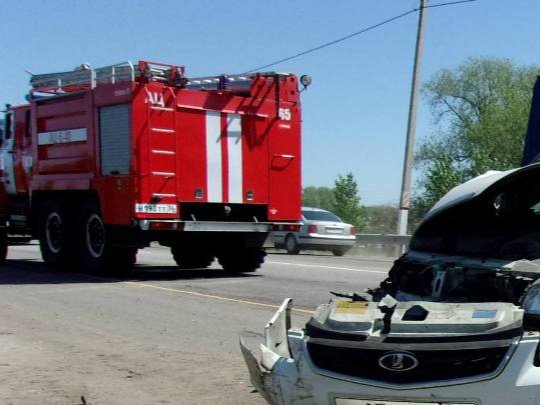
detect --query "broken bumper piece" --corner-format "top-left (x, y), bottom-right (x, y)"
top-left (240, 299), bottom-right (540, 405)
top-left (240, 298), bottom-right (312, 405)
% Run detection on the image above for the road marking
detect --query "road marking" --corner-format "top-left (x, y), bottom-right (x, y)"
top-left (122, 281), bottom-right (314, 314)
top-left (266, 260), bottom-right (388, 274)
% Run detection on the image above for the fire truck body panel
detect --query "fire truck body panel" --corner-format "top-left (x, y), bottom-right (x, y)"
top-left (0, 61), bottom-right (304, 272)
top-left (21, 73), bottom-right (301, 222)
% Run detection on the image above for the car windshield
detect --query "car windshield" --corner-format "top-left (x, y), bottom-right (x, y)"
top-left (302, 210), bottom-right (342, 222)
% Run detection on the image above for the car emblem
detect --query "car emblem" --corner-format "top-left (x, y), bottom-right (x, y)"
top-left (378, 352), bottom-right (419, 372)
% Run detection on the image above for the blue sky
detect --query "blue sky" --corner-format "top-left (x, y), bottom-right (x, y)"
top-left (0, 0), bottom-right (538, 205)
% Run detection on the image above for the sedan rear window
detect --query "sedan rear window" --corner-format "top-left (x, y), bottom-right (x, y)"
top-left (302, 210), bottom-right (342, 222)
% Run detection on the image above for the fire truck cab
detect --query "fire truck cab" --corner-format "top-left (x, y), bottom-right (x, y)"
top-left (0, 61), bottom-right (304, 273)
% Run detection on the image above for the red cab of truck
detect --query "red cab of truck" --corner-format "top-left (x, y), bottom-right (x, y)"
top-left (0, 61), bottom-right (306, 273)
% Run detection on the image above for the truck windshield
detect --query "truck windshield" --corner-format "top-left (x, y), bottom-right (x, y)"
top-left (302, 210), bottom-right (342, 222)
top-left (3, 115), bottom-right (11, 139)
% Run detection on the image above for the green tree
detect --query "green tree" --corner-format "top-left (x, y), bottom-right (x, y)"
top-left (415, 57), bottom-right (538, 217)
top-left (364, 204), bottom-right (398, 234)
top-left (333, 173), bottom-right (366, 230)
top-left (302, 186), bottom-right (335, 211)
top-left (415, 155), bottom-right (466, 214)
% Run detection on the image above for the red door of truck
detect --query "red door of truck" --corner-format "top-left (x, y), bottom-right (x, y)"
top-left (13, 107), bottom-right (33, 194)
top-left (175, 105), bottom-right (271, 207)
top-left (0, 111), bottom-right (16, 195)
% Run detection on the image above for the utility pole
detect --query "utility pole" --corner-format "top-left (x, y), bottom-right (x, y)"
top-left (397, 0), bottom-right (428, 235)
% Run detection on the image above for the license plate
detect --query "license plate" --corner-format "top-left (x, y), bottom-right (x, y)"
top-left (135, 203), bottom-right (177, 214)
top-left (326, 228), bottom-right (344, 234)
top-left (335, 400), bottom-right (440, 405)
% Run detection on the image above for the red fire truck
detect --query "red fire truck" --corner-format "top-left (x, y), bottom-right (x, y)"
top-left (0, 61), bottom-right (306, 273)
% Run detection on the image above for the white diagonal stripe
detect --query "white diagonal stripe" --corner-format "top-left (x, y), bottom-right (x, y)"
top-left (206, 112), bottom-right (222, 202)
top-left (227, 114), bottom-right (243, 203)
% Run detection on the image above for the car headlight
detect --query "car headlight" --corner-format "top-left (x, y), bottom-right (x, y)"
top-left (522, 281), bottom-right (540, 315)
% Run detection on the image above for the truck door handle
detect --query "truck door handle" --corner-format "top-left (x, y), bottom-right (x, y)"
top-left (273, 154), bottom-right (295, 159)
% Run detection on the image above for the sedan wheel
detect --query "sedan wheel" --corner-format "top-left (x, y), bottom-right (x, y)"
top-left (332, 249), bottom-right (346, 257)
top-left (285, 234), bottom-right (300, 255)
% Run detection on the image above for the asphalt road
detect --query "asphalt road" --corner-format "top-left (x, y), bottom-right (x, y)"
top-left (0, 243), bottom-right (393, 405)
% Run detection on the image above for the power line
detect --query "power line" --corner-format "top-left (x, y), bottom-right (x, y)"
top-left (245, 0), bottom-right (477, 73)
top-left (428, 0), bottom-right (477, 9)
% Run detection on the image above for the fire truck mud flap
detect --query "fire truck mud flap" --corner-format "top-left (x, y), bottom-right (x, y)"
top-left (239, 299), bottom-right (316, 405)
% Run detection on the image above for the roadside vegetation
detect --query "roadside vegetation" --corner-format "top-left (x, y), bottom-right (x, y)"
top-left (304, 57), bottom-right (538, 234)
top-left (413, 57), bottom-right (539, 215)
top-left (302, 174), bottom-right (367, 230)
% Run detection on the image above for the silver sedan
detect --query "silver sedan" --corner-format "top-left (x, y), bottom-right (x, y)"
top-left (272, 207), bottom-right (357, 255)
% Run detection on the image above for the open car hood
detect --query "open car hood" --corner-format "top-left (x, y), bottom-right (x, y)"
top-left (410, 163), bottom-right (540, 261)
top-left (424, 163), bottom-right (539, 222)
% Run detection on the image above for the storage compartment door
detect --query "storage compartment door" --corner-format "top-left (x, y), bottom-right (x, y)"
top-left (99, 104), bottom-right (130, 175)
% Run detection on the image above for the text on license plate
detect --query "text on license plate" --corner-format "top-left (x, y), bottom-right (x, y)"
top-left (335, 400), bottom-right (441, 405)
top-left (135, 203), bottom-right (177, 214)
top-left (326, 228), bottom-right (344, 234)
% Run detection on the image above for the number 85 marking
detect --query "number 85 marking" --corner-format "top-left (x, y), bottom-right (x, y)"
top-left (278, 108), bottom-right (291, 121)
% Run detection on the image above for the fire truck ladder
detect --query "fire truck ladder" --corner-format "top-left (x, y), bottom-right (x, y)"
top-left (185, 72), bottom-right (291, 91)
top-left (185, 74), bottom-right (252, 91)
top-left (29, 61), bottom-right (136, 95)
top-left (29, 60), bottom-right (289, 95)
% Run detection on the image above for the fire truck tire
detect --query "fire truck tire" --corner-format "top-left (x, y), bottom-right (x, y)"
top-left (78, 203), bottom-right (137, 275)
top-left (0, 230), bottom-right (7, 263)
top-left (217, 247), bottom-right (266, 273)
top-left (110, 247), bottom-right (138, 270)
top-left (285, 234), bottom-right (300, 255)
top-left (38, 201), bottom-right (74, 268)
top-left (77, 202), bottom-right (109, 273)
top-left (171, 246), bottom-right (214, 269)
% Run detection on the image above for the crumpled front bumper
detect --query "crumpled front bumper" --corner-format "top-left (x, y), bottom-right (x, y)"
top-left (240, 298), bottom-right (315, 405)
top-left (240, 299), bottom-right (540, 405)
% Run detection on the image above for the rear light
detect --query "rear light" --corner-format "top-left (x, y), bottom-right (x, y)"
top-left (308, 224), bottom-right (318, 234)
top-left (149, 221), bottom-right (184, 231)
top-left (272, 224), bottom-right (301, 232)
top-left (350, 226), bottom-right (357, 235)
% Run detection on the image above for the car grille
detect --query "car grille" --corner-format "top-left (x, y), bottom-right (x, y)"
top-left (307, 342), bottom-right (510, 384)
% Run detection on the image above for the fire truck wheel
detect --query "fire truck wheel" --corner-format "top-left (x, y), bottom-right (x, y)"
top-left (285, 234), bottom-right (300, 255)
top-left (110, 247), bottom-right (138, 271)
top-left (217, 247), bottom-right (266, 273)
top-left (38, 201), bottom-right (73, 268)
top-left (0, 230), bottom-right (7, 263)
top-left (171, 246), bottom-right (214, 269)
top-left (78, 203), bottom-right (108, 273)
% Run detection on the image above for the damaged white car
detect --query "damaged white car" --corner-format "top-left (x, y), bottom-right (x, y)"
top-left (241, 163), bottom-right (540, 405)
